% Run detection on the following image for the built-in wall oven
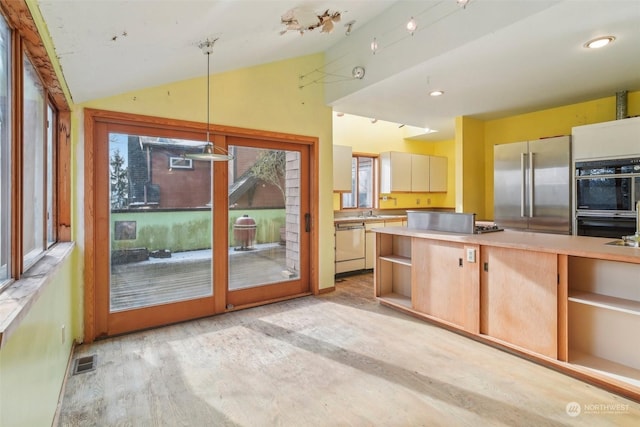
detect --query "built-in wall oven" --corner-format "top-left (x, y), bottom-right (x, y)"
top-left (575, 157), bottom-right (640, 237)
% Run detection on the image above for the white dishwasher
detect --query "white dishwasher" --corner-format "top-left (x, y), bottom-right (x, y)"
top-left (335, 222), bottom-right (366, 274)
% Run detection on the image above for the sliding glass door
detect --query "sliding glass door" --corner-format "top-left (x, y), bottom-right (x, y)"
top-left (226, 138), bottom-right (311, 308)
top-left (88, 114), bottom-right (313, 339)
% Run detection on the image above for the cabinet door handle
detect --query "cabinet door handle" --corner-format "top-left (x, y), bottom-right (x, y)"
top-left (483, 262), bottom-right (489, 272)
top-left (458, 258), bottom-right (463, 267)
top-left (305, 213), bottom-right (311, 232)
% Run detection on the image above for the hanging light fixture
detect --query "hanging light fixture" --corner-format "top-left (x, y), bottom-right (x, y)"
top-left (186, 38), bottom-right (234, 161)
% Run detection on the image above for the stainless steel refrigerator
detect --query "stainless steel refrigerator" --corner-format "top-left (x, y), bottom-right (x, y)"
top-left (493, 136), bottom-right (571, 234)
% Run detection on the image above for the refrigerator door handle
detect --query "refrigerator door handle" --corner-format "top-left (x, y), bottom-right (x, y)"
top-left (529, 152), bottom-right (534, 217)
top-left (520, 153), bottom-right (527, 217)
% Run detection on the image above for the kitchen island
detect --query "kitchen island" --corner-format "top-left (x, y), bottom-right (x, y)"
top-left (373, 226), bottom-right (640, 401)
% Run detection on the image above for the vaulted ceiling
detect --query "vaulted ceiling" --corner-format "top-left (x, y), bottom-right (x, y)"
top-left (37, 0), bottom-right (640, 140)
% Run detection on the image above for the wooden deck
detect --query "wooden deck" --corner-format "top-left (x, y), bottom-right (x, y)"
top-left (110, 244), bottom-right (290, 311)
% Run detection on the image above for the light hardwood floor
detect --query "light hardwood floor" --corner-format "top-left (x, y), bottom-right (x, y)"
top-left (58, 273), bottom-right (640, 426)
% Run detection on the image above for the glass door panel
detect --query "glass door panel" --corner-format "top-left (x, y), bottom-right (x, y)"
top-left (109, 133), bottom-right (213, 312)
top-left (228, 147), bottom-right (298, 289)
top-left (227, 143), bottom-right (309, 307)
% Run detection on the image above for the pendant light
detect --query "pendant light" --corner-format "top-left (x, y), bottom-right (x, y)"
top-left (187, 38), bottom-right (234, 161)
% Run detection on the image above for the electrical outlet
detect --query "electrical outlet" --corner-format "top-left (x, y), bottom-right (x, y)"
top-left (416, 198), bottom-right (420, 205)
top-left (427, 198), bottom-right (431, 205)
top-left (466, 248), bottom-right (476, 263)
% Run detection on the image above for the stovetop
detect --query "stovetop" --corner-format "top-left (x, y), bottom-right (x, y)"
top-left (474, 224), bottom-right (504, 234)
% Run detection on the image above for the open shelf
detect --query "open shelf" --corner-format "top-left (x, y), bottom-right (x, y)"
top-left (569, 291), bottom-right (640, 316)
top-left (379, 255), bottom-right (411, 266)
top-left (570, 349), bottom-right (640, 389)
top-left (379, 292), bottom-right (411, 309)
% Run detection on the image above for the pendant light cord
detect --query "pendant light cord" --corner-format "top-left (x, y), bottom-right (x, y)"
top-left (186, 38), bottom-right (233, 161)
top-left (206, 50), bottom-right (211, 144)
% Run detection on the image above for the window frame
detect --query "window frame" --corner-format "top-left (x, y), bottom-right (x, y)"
top-left (168, 156), bottom-right (193, 170)
top-left (340, 153), bottom-right (378, 210)
top-left (0, 12), bottom-right (11, 293)
top-left (21, 52), bottom-right (48, 270)
top-left (0, 1), bottom-right (71, 293)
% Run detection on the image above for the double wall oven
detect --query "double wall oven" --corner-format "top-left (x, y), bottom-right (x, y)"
top-left (574, 157), bottom-right (640, 237)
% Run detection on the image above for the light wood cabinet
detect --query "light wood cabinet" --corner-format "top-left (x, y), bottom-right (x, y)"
top-left (373, 228), bottom-right (640, 400)
top-left (429, 155), bottom-right (447, 192)
top-left (412, 239), bottom-right (479, 332)
top-left (480, 246), bottom-right (558, 359)
top-left (333, 145), bottom-right (352, 192)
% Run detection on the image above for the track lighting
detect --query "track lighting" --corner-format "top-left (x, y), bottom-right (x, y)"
top-left (371, 37), bottom-right (378, 54)
top-left (406, 17), bottom-right (417, 35)
top-left (344, 20), bottom-right (355, 36)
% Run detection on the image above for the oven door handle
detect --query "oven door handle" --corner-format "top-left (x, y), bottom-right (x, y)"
top-left (336, 223), bottom-right (365, 230)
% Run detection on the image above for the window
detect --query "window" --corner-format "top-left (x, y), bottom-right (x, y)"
top-left (0, 5), bottom-right (68, 294)
top-left (169, 156), bottom-right (193, 169)
top-left (22, 55), bottom-right (47, 269)
top-left (342, 155), bottom-right (375, 209)
top-left (46, 104), bottom-right (56, 247)
top-left (0, 16), bottom-right (10, 290)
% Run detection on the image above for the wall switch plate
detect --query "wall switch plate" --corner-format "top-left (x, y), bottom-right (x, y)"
top-left (466, 248), bottom-right (476, 263)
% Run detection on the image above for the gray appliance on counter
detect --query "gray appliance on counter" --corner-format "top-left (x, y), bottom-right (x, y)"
top-left (493, 135), bottom-right (571, 234)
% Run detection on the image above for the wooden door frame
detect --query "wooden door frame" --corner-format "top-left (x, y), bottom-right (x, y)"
top-left (83, 108), bottom-right (320, 343)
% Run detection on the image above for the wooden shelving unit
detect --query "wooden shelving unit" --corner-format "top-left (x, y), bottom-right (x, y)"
top-left (375, 233), bottom-right (412, 306)
top-left (567, 256), bottom-right (640, 390)
top-left (569, 291), bottom-right (640, 316)
top-left (378, 254), bottom-right (411, 266)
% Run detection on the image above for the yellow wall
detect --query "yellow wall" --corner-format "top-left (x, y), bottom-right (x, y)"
top-left (332, 114), bottom-right (455, 210)
top-left (0, 255), bottom-right (76, 427)
top-left (81, 54), bottom-right (335, 290)
top-left (0, 4), bottom-right (82, 427)
top-left (483, 91), bottom-right (640, 218)
top-left (455, 116), bottom-right (486, 218)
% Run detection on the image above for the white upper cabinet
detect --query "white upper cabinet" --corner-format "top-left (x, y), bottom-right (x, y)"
top-left (333, 145), bottom-right (352, 192)
top-left (429, 155), bottom-right (448, 192)
top-left (572, 116), bottom-right (640, 161)
top-left (411, 153), bottom-right (430, 192)
top-left (380, 151), bottom-right (412, 193)
top-left (380, 152), bottom-right (448, 193)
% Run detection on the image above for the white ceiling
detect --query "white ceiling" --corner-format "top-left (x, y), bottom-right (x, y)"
top-left (37, 0), bottom-right (640, 140)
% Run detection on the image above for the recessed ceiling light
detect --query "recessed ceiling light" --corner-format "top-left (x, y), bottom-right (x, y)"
top-left (584, 36), bottom-right (615, 49)
top-left (429, 90), bottom-right (444, 97)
